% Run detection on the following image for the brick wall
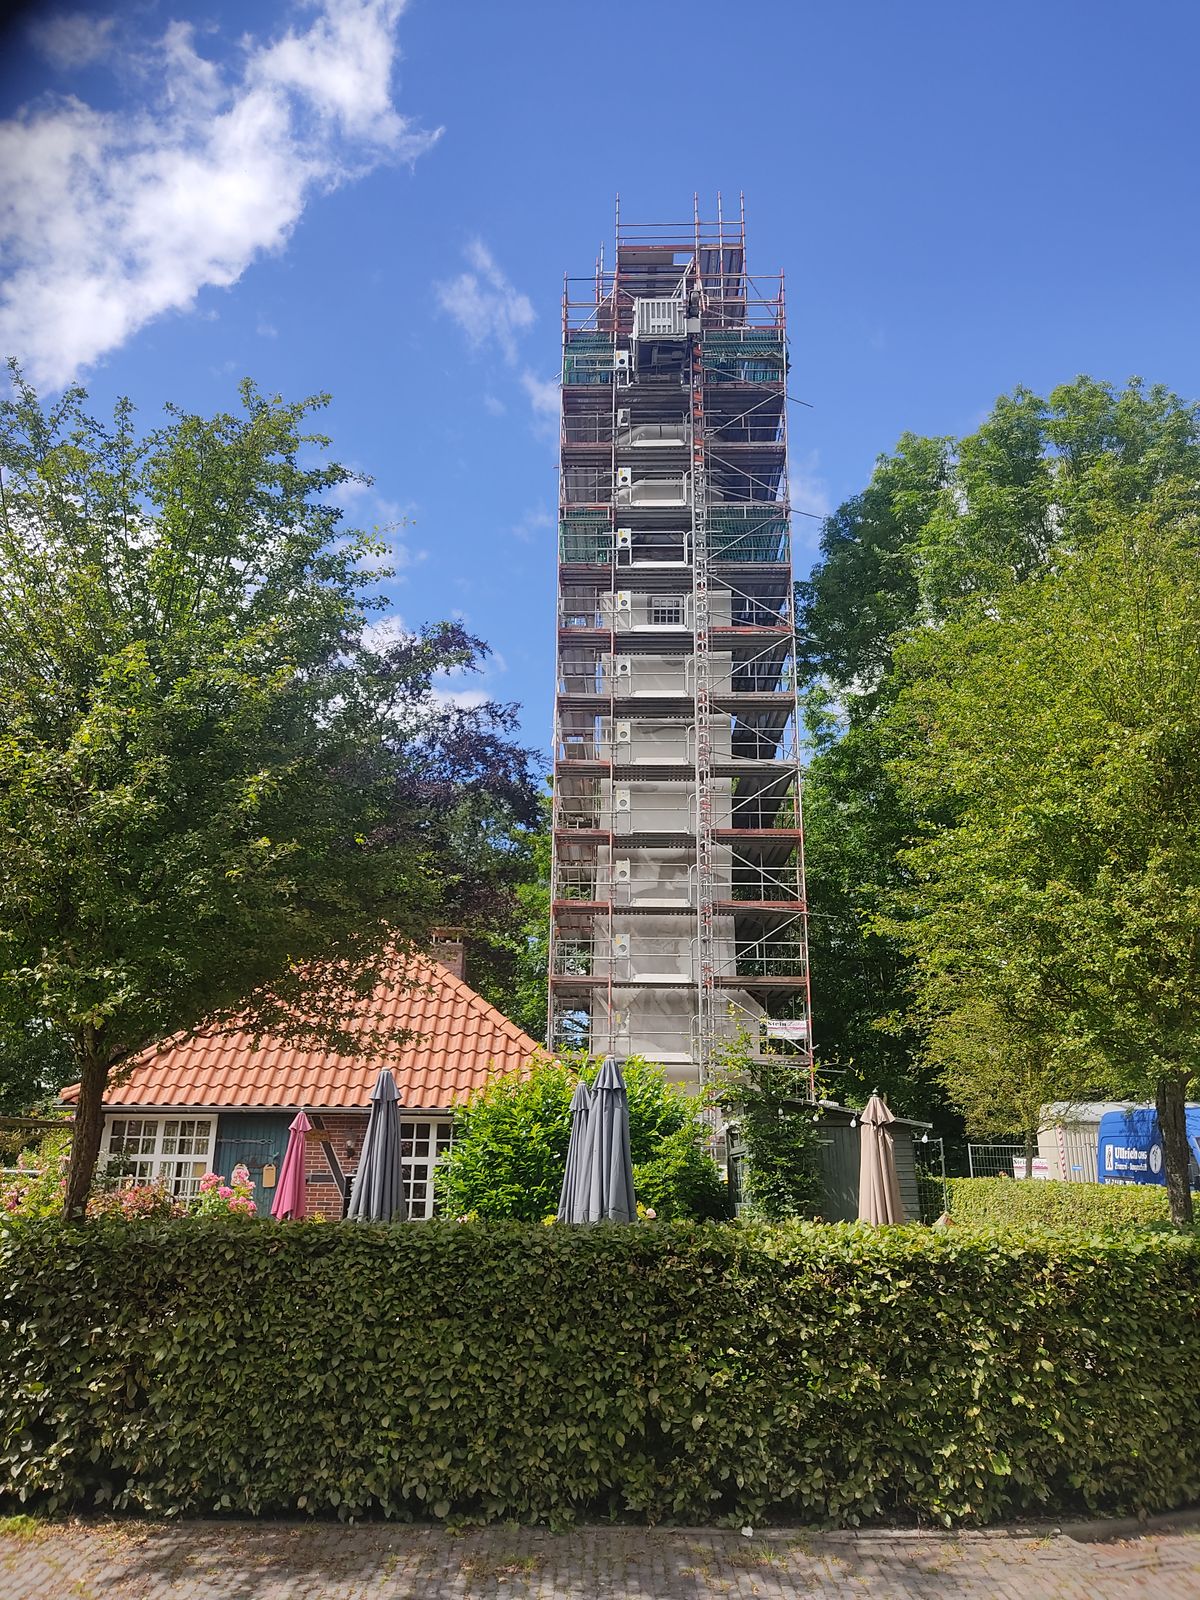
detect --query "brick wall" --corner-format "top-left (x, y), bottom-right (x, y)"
top-left (304, 1111), bottom-right (369, 1220)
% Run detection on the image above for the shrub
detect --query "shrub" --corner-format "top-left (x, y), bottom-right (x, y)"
top-left (0, 1133), bottom-right (69, 1220)
top-left (86, 1182), bottom-right (182, 1222)
top-left (946, 1177), bottom-right (1171, 1227)
top-left (2, 1218), bottom-right (1198, 1527)
top-left (436, 1056), bottom-right (725, 1222)
top-left (710, 1033), bottom-right (823, 1221)
top-left (192, 1165), bottom-right (258, 1217)
top-left (632, 1127), bottom-right (730, 1222)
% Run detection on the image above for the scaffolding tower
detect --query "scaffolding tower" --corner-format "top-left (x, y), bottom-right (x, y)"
top-left (548, 197), bottom-right (814, 1094)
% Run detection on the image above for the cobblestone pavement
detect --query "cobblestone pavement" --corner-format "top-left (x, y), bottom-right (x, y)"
top-left (3, 1518), bottom-right (1200, 1600)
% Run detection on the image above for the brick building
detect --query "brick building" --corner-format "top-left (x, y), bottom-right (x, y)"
top-left (61, 942), bottom-right (542, 1219)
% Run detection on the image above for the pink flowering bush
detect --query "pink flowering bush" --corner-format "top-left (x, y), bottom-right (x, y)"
top-left (88, 1181), bottom-right (182, 1221)
top-left (192, 1164), bottom-right (258, 1217)
top-left (0, 1132), bottom-right (70, 1222)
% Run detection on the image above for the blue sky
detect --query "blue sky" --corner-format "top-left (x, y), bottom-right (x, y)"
top-left (2, 0), bottom-right (1197, 749)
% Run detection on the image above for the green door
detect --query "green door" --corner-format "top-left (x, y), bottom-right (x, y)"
top-left (213, 1114), bottom-right (294, 1215)
top-left (815, 1123), bottom-right (860, 1221)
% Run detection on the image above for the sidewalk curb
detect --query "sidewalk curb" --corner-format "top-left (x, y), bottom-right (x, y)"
top-left (1058, 1505), bottom-right (1200, 1544)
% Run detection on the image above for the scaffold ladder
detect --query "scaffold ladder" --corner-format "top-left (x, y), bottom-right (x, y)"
top-left (690, 326), bottom-right (716, 1083)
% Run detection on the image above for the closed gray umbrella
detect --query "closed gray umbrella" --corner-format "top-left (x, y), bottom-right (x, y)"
top-left (579, 1057), bottom-right (637, 1223)
top-left (346, 1068), bottom-right (407, 1222)
top-left (557, 1078), bottom-right (594, 1223)
top-left (858, 1091), bottom-right (905, 1224)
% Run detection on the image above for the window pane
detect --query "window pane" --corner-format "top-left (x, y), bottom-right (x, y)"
top-left (178, 1122), bottom-right (208, 1157)
top-left (110, 1119), bottom-right (157, 1156)
top-left (160, 1161), bottom-right (202, 1199)
top-left (162, 1119), bottom-right (210, 1158)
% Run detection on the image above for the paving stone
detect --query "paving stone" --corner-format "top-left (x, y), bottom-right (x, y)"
top-left (2, 1521), bottom-right (1200, 1600)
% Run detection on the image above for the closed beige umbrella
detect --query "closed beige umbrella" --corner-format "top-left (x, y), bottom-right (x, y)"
top-left (858, 1092), bottom-right (905, 1224)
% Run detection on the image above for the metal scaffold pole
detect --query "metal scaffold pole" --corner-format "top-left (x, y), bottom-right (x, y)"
top-left (690, 316), bottom-right (716, 1083)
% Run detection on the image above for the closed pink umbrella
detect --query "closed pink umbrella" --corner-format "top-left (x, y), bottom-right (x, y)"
top-left (270, 1110), bottom-right (311, 1220)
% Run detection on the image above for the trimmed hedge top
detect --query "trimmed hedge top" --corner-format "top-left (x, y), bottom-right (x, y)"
top-left (4, 1216), bottom-right (1200, 1528)
top-left (945, 1176), bottom-right (1171, 1227)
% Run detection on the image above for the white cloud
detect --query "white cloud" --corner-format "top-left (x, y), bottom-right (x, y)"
top-left (430, 686), bottom-right (491, 710)
top-left (355, 493), bottom-right (427, 574)
top-left (511, 506), bottom-right (552, 544)
top-left (370, 494), bottom-right (415, 531)
top-left (0, 1), bottom-right (441, 390)
top-left (28, 11), bottom-right (115, 70)
top-left (329, 474), bottom-right (372, 510)
top-left (434, 239), bottom-right (534, 364)
top-left (434, 240), bottom-right (563, 433)
top-left (435, 241), bottom-right (559, 431)
top-left (789, 450), bottom-right (832, 521)
top-left (360, 613), bottom-right (413, 652)
top-left (789, 450), bottom-right (832, 566)
top-left (519, 369), bottom-right (559, 420)
top-left (254, 0), bottom-right (415, 145)
top-left (256, 319), bottom-right (279, 338)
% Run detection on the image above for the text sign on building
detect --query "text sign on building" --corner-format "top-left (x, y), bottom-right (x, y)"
top-left (764, 1020), bottom-right (809, 1041)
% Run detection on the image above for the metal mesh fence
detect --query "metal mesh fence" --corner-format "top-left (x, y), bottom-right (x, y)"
top-left (914, 1136), bottom-right (949, 1223)
top-left (967, 1142), bottom-right (1025, 1179)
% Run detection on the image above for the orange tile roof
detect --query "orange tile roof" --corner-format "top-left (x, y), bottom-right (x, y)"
top-left (62, 956), bottom-right (544, 1113)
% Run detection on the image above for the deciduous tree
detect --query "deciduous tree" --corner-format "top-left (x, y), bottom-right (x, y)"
top-left (798, 378), bottom-right (1200, 1151)
top-left (884, 493), bottom-right (1200, 1221)
top-left (0, 369), bottom-right (538, 1214)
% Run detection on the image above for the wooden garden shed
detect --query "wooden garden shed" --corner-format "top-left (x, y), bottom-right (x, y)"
top-left (727, 1099), bottom-right (932, 1222)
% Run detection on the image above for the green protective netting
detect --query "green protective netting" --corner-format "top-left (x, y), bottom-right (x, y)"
top-left (701, 330), bottom-right (786, 383)
top-left (706, 507), bottom-right (790, 563)
top-left (559, 509), bottom-right (612, 563)
top-left (563, 333), bottom-right (616, 385)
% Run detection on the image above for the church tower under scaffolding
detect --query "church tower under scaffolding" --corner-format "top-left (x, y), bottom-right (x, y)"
top-left (548, 198), bottom-right (813, 1093)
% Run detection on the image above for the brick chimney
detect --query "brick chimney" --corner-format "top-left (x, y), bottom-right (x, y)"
top-left (430, 930), bottom-right (465, 982)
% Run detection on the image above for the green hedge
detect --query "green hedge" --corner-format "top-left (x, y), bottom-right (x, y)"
top-left (946, 1177), bottom-right (1171, 1227)
top-left (3, 1218), bottom-right (1199, 1527)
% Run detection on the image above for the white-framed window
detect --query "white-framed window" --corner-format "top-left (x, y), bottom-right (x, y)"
top-left (102, 1116), bottom-right (217, 1200)
top-left (401, 1119), bottom-right (454, 1220)
top-left (649, 595), bottom-right (685, 627)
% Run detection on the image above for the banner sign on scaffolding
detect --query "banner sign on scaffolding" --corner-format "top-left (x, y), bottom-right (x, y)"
top-left (764, 1020), bottom-right (809, 1041)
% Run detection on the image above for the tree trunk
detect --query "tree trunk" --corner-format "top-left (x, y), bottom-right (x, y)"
top-left (1023, 1129), bottom-right (1036, 1178)
top-left (63, 1049), bottom-right (109, 1219)
top-left (1155, 1073), bottom-right (1194, 1227)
